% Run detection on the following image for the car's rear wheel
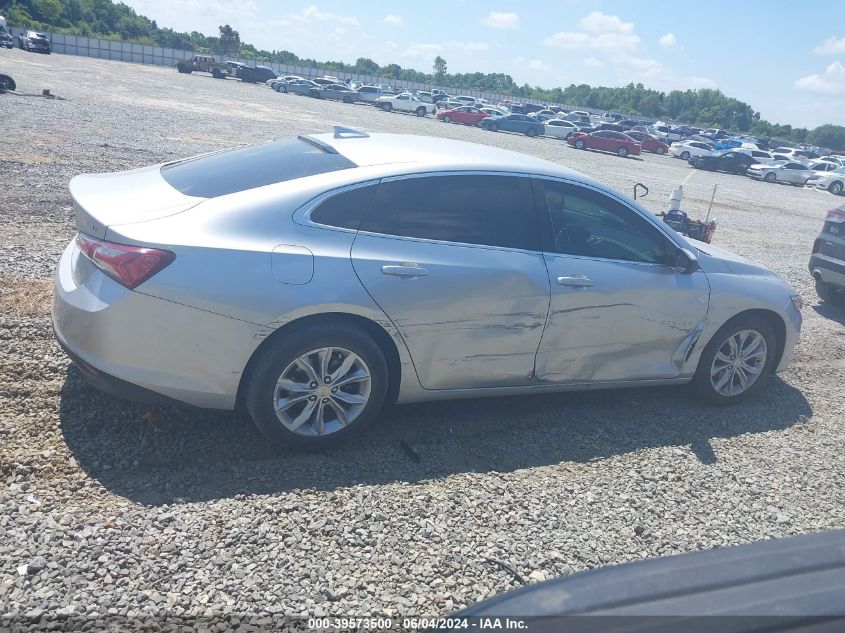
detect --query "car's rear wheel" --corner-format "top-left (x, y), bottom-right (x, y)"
top-left (575, 139), bottom-right (586, 149)
top-left (443, 115), bottom-right (451, 123)
top-left (680, 151), bottom-right (690, 160)
top-left (617, 146), bottom-right (629, 158)
top-left (245, 324), bottom-right (388, 448)
top-left (655, 146), bottom-right (666, 154)
top-left (829, 181), bottom-right (843, 195)
top-left (416, 107), bottom-right (426, 117)
top-left (526, 128), bottom-right (538, 137)
top-left (691, 316), bottom-right (776, 405)
top-left (0, 74), bottom-right (16, 92)
top-left (764, 172), bottom-right (777, 182)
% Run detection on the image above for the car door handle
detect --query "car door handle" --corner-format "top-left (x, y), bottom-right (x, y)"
top-left (557, 275), bottom-right (594, 287)
top-left (381, 264), bottom-right (429, 278)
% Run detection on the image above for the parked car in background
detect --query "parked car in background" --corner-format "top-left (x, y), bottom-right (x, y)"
top-left (312, 77), bottom-right (338, 86)
top-left (810, 160), bottom-right (842, 174)
top-left (437, 106), bottom-right (490, 126)
top-left (356, 85), bottom-right (394, 103)
top-left (808, 167), bottom-right (845, 195)
top-left (809, 206), bottom-right (845, 304)
top-left (818, 156), bottom-right (845, 167)
top-left (747, 161), bottom-right (815, 185)
top-left (375, 92), bottom-right (435, 116)
top-left (590, 122), bottom-right (627, 133)
top-left (285, 79), bottom-right (322, 97)
top-left (315, 83), bottom-right (359, 103)
top-left (269, 75), bottom-right (303, 91)
top-left (544, 119), bottom-right (580, 139)
top-left (567, 131), bottom-right (641, 157)
top-left (671, 140), bottom-right (715, 161)
top-left (624, 131), bottom-right (670, 154)
top-left (238, 66), bottom-right (277, 83)
top-left (53, 129), bottom-right (802, 448)
top-left (453, 95), bottom-right (479, 106)
top-left (479, 113), bottom-right (545, 137)
top-left (414, 91), bottom-right (435, 103)
top-left (529, 109), bottom-right (559, 122)
top-left (18, 30), bottom-right (50, 53)
top-left (479, 106), bottom-right (508, 118)
top-left (0, 31), bottom-right (14, 49)
top-left (690, 150), bottom-right (760, 174)
top-left (431, 89), bottom-right (449, 102)
top-left (734, 147), bottom-right (777, 164)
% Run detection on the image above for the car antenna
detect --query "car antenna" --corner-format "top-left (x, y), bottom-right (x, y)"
top-left (332, 126), bottom-right (369, 139)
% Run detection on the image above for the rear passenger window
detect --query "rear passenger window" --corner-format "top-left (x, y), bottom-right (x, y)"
top-left (310, 184), bottom-right (377, 230)
top-left (361, 175), bottom-right (538, 250)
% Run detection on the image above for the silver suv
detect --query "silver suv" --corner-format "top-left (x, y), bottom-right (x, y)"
top-left (809, 205), bottom-right (845, 305)
top-left (53, 127), bottom-right (802, 448)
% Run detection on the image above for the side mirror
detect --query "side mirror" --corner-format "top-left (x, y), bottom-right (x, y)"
top-left (673, 248), bottom-right (700, 274)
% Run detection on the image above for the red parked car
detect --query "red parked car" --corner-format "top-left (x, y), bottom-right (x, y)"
top-left (436, 106), bottom-right (490, 126)
top-left (567, 131), bottom-right (641, 157)
top-left (623, 130), bottom-right (670, 154)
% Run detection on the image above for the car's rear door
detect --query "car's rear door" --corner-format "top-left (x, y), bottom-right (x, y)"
top-left (532, 177), bottom-right (710, 383)
top-left (350, 173), bottom-right (550, 390)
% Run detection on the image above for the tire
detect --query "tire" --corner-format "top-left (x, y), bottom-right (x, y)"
top-left (526, 128), bottom-right (538, 137)
top-left (575, 139), bottom-right (586, 149)
top-left (416, 107), bottom-right (426, 117)
top-left (212, 68), bottom-right (223, 79)
top-left (655, 146), bottom-right (666, 155)
top-left (382, 103), bottom-right (392, 111)
top-left (691, 316), bottom-right (776, 405)
top-left (680, 151), bottom-right (690, 160)
top-left (764, 172), bottom-right (776, 182)
top-left (829, 181), bottom-right (843, 195)
top-left (245, 323), bottom-right (388, 449)
top-left (617, 146), bottom-right (629, 158)
top-left (815, 278), bottom-right (845, 305)
top-left (443, 115), bottom-right (451, 123)
top-left (0, 74), bottom-right (16, 93)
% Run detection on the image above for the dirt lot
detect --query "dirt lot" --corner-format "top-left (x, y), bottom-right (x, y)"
top-left (1, 50), bottom-right (843, 628)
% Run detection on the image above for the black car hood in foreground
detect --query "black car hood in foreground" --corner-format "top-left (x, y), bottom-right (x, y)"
top-left (446, 530), bottom-right (845, 632)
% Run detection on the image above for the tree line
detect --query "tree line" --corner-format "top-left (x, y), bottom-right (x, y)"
top-left (6, 0), bottom-right (844, 148)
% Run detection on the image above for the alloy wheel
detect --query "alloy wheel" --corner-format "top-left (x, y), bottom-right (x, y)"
top-left (272, 347), bottom-right (372, 437)
top-left (710, 330), bottom-right (768, 397)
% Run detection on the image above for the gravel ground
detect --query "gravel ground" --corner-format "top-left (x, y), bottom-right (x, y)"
top-left (1, 50), bottom-right (843, 629)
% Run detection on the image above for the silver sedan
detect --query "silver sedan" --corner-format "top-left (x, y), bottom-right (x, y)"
top-left (747, 161), bottom-right (815, 185)
top-left (53, 128), bottom-right (802, 448)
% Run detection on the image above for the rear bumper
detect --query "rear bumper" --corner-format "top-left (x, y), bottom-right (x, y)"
top-left (810, 252), bottom-right (845, 289)
top-left (52, 241), bottom-right (267, 409)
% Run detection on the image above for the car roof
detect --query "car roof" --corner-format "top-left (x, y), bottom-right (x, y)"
top-left (309, 132), bottom-right (583, 179)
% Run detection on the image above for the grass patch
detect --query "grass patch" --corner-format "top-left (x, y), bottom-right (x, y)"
top-left (0, 277), bottom-right (53, 316)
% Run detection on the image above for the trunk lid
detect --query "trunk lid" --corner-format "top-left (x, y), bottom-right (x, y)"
top-left (70, 164), bottom-right (204, 239)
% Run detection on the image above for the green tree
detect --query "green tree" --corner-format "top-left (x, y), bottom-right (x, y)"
top-left (217, 24), bottom-right (240, 55)
top-left (352, 57), bottom-right (379, 74)
top-left (433, 55), bottom-right (447, 83)
top-left (808, 125), bottom-right (845, 150)
top-left (34, 0), bottom-right (63, 23)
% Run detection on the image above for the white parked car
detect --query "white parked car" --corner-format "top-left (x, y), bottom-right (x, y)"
top-left (808, 167), bottom-right (845, 195)
top-left (747, 161), bottom-right (815, 185)
top-left (733, 148), bottom-right (778, 164)
top-left (375, 93), bottom-right (436, 116)
top-left (671, 141), bottom-right (715, 161)
top-left (529, 109), bottom-right (559, 122)
top-left (810, 161), bottom-right (842, 174)
top-left (479, 107), bottom-right (508, 117)
top-left (818, 156), bottom-right (845, 167)
top-left (544, 119), bottom-right (579, 139)
top-left (453, 95), bottom-right (479, 106)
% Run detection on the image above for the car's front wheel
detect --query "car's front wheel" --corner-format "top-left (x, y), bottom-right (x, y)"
top-left (764, 172), bottom-right (777, 182)
top-left (655, 146), bottom-right (666, 154)
top-left (617, 146), bottom-right (629, 157)
top-left (575, 139), bottom-right (586, 149)
top-left (245, 323), bottom-right (388, 448)
top-left (829, 181), bottom-right (843, 195)
top-left (416, 107), bottom-right (426, 117)
top-left (680, 151), bottom-right (690, 160)
top-left (382, 102), bottom-right (392, 111)
top-left (443, 115), bottom-right (451, 123)
top-left (691, 316), bottom-right (776, 405)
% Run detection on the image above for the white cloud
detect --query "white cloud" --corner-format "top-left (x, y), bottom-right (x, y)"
top-left (402, 43), bottom-right (442, 59)
top-left (578, 11), bottom-right (634, 34)
top-left (658, 33), bottom-right (676, 48)
top-left (512, 56), bottom-right (550, 71)
top-left (402, 40), bottom-right (488, 61)
top-left (795, 61), bottom-right (845, 94)
top-left (815, 37), bottom-right (845, 54)
top-left (451, 41), bottom-right (489, 52)
top-left (383, 14), bottom-right (404, 26)
top-left (583, 57), bottom-right (604, 68)
top-left (292, 5), bottom-right (358, 26)
top-left (543, 31), bottom-right (640, 51)
top-left (482, 12), bottom-right (520, 30)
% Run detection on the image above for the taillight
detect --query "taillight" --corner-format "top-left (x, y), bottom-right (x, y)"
top-left (812, 238), bottom-right (823, 254)
top-left (75, 233), bottom-right (175, 289)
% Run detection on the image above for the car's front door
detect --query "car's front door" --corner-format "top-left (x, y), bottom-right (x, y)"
top-left (532, 177), bottom-right (710, 383)
top-left (351, 173), bottom-right (550, 390)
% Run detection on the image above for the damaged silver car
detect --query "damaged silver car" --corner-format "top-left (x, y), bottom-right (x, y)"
top-left (53, 127), bottom-right (802, 447)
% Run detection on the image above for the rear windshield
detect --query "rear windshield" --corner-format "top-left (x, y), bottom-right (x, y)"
top-left (160, 138), bottom-right (356, 198)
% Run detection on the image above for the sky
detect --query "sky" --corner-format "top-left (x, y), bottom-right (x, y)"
top-left (123, 0), bottom-right (845, 129)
